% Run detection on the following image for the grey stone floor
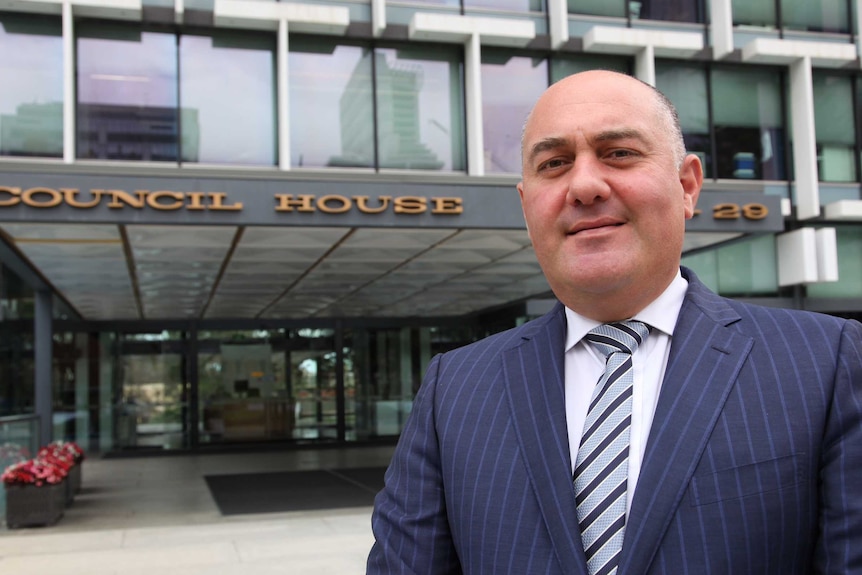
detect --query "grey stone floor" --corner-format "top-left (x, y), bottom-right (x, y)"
top-left (0, 445), bottom-right (396, 574)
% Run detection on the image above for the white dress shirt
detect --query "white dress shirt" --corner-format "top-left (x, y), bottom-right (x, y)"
top-left (564, 271), bottom-right (688, 516)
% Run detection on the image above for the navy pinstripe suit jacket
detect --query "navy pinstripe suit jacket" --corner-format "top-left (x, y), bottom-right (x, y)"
top-left (367, 268), bottom-right (862, 574)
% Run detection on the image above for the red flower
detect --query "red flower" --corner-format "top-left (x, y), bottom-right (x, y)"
top-left (1, 458), bottom-right (68, 487)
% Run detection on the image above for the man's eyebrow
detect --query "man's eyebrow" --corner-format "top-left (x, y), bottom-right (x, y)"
top-left (593, 128), bottom-right (647, 144)
top-left (526, 137), bottom-right (569, 163)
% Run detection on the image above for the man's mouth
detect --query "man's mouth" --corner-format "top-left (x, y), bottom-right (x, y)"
top-left (569, 219), bottom-right (624, 235)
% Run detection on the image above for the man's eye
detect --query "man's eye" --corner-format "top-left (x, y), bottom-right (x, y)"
top-left (539, 158), bottom-right (568, 170)
top-left (608, 149), bottom-right (637, 159)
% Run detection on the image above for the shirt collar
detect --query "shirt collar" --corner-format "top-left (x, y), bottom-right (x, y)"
top-left (563, 270), bottom-right (688, 352)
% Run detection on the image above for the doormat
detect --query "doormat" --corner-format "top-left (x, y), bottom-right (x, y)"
top-left (204, 466), bottom-right (386, 516)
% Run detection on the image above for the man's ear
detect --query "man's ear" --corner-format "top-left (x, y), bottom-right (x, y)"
top-left (679, 154), bottom-right (703, 219)
top-left (517, 181), bottom-right (531, 235)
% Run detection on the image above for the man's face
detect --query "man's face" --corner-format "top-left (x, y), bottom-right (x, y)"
top-left (517, 72), bottom-right (701, 319)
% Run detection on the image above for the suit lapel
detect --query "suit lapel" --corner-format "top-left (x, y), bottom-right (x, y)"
top-left (619, 274), bottom-right (754, 573)
top-left (502, 304), bottom-right (589, 574)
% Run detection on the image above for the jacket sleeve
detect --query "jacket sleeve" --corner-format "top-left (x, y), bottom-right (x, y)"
top-left (366, 354), bottom-right (463, 575)
top-left (815, 318), bottom-right (862, 573)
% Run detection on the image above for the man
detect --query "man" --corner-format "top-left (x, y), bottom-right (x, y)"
top-left (366, 70), bottom-right (862, 574)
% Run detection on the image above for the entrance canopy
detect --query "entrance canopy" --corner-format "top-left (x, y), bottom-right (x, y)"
top-left (0, 170), bottom-right (783, 320)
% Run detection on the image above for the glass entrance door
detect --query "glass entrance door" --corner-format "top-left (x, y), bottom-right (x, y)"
top-left (115, 332), bottom-right (188, 450)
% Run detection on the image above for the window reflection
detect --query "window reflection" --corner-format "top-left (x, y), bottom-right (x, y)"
top-left (465, 0), bottom-right (544, 12)
top-left (375, 46), bottom-right (465, 171)
top-left (77, 24), bottom-right (178, 161)
top-left (551, 54), bottom-right (629, 83)
top-left (289, 38), bottom-right (465, 172)
top-left (0, 14), bottom-right (63, 158)
top-left (732, 0), bottom-right (776, 27)
top-left (481, 51), bottom-right (547, 174)
top-left (781, 0), bottom-right (850, 33)
top-left (813, 73), bottom-right (856, 183)
top-left (289, 37), bottom-right (375, 168)
top-left (656, 62), bottom-right (712, 178)
top-left (569, 0), bottom-right (626, 17)
top-left (711, 67), bottom-right (786, 180)
top-left (180, 33), bottom-right (276, 165)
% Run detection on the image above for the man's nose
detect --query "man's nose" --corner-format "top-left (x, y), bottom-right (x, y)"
top-left (565, 155), bottom-right (611, 206)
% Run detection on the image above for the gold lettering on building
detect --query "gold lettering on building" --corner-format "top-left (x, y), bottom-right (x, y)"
top-left (431, 197), bottom-right (463, 215)
top-left (23, 187), bottom-right (63, 208)
top-left (0, 186), bottom-right (463, 217)
top-left (353, 195), bottom-right (390, 214)
top-left (208, 192), bottom-right (243, 211)
top-left (147, 191), bottom-right (185, 211)
top-left (0, 186), bottom-right (21, 207)
top-left (393, 196), bottom-right (426, 214)
top-left (274, 194), bottom-right (316, 212)
top-left (62, 188), bottom-right (101, 209)
top-left (317, 195), bottom-right (352, 214)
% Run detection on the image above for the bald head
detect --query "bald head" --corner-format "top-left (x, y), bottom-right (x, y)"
top-left (522, 70), bottom-right (686, 170)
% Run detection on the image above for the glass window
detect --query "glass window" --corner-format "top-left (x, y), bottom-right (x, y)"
top-left (550, 54), bottom-right (629, 82)
top-left (0, 262), bottom-right (35, 417)
top-left (180, 32), bottom-right (276, 166)
top-left (682, 235), bottom-right (779, 296)
top-left (813, 73), bottom-right (856, 183)
top-left (806, 226), bottom-right (862, 298)
top-left (656, 62), bottom-right (712, 177)
top-left (633, 0), bottom-right (704, 23)
top-left (568, 0), bottom-right (626, 17)
top-left (77, 24), bottom-right (178, 162)
top-left (289, 37), bottom-right (374, 168)
top-left (375, 45), bottom-right (466, 171)
top-left (481, 50), bottom-right (547, 174)
top-left (781, 0), bottom-right (849, 33)
top-left (711, 66), bottom-right (786, 180)
top-left (732, 0), bottom-right (776, 27)
top-left (465, 0), bottom-right (544, 12)
top-left (0, 14), bottom-right (63, 158)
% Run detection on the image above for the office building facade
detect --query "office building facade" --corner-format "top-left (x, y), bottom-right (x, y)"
top-left (0, 0), bottom-right (860, 455)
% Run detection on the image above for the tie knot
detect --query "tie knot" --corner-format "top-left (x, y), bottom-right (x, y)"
top-left (585, 320), bottom-right (650, 358)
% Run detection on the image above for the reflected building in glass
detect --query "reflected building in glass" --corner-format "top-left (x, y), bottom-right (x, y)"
top-left (1, 0), bottom-right (862, 456)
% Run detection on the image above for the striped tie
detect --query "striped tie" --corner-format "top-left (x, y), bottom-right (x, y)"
top-left (574, 320), bottom-right (650, 575)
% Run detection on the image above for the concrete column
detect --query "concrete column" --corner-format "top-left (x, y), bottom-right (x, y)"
top-left (63, 0), bottom-right (75, 164)
top-left (278, 19), bottom-right (290, 171)
top-left (857, 0), bottom-right (862, 60)
top-left (465, 32), bottom-right (485, 176)
top-left (789, 56), bottom-right (820, 220)
top-left (35, 290), bottom-right (54, 446)
top-left (548, 0), bottom-right (569, 50)
top-left (634, 44), bottom-right (655, 86)
top-left (710, 0), bottom-right (734, 60)
top-left (371, 0), bottom-right (386, 38)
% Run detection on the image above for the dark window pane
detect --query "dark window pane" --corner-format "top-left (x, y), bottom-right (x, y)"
top-left (289, 37), bottom-right (374, 169)
top-left (375, 46), bottom-right (465, 171)
top-left (711, 67), bottom-right (786, 180)
top-left (0, 14), bottom-right (63, 158)
top-left (656, 62), bottom-right (712, 177)
top-left (481, 51), bottom-right (547, 174)
top-left (633, 0), bottom-right (704, 22)
top-left (77, 24), bottom-right (178, 162)
top-left (180, 32), bottom-right (276, 165)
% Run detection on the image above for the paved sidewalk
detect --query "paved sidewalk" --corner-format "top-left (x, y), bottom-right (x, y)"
top-left (0, 446), bottom-right (394, 574)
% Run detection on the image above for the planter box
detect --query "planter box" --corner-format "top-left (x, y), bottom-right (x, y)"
top-left (69, 462), bottom-right (82, 494)
top-left (5, 481), bottom-right (65, 528)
